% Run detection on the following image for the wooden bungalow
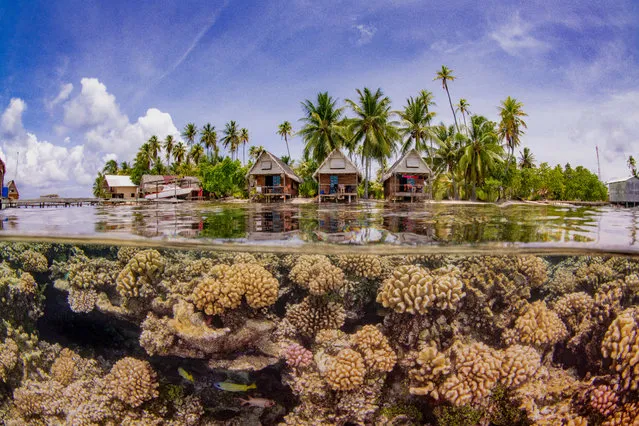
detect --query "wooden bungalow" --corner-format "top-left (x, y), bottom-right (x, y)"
top-left (313, 149), bottom-right (362, 203)
top-left (608, 176), bottom-right (639, 206)
top-left (382, 149), bottom-right (432, 202)
top-left (246, 151), bottom-right (302, 202)
top-left (103, 175), bottom-right (138, 199)
top-left (7, 180), bottom-right (19, 200)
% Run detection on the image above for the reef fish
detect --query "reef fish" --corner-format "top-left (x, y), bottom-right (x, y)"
top-left (214, 382), bottom-right (257, 392)
top-left (178, 367), bottom-right (194, 383)
top-left (238, 397), bottom-right (276, 408)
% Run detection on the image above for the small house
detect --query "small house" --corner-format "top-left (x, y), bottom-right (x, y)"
top-left (313, 149), bottom-right (362, 203)
top-left (246, 151), bottom-right (302, 202)
top-left (7, 180), bottom-right (19, 200)
top-left (608, 176), bottom-right (639, 206)
top-left (382, 149), bottom-right (432, 201)
top-left (103, 175), bottom-right (138, 199)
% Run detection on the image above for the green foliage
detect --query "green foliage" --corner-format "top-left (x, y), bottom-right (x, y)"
top-left (434, 405), bottom-right (484, 426)
top-left (489, 386), bottom-right (532, 426)
top-left (198, 157), bottom-right (248, 199)
top-left (199, 207), bottom-right (246, 238)
top-left (357, 180), bottom-right (384, 199)
top-left (299, 179), bottom-right (317, 197)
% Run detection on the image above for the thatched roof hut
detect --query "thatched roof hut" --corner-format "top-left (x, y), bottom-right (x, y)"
top-left (313, 149), bottom-right (362, 203)
top-left (246, 151), bottom-right (301, 201)
top-left (382, 149), bottom-right (432, 201)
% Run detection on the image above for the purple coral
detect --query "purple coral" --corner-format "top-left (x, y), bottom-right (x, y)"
top-left (284, 343), bottom-right (313, 369)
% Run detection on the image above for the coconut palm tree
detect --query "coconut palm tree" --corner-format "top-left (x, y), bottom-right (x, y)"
top-left (222, 121), bottom-right (241, 161)
top-left (200, 123), bottom-right (218, 160)
top-left (182, 123), bottom-right (198, 147)
top-left (249, 145), bottom-right (265, 161)
top-left (419, 89), bottom-right (436, 112)
top-left (163, 135), bottom-right (175, 165)
top-left (103, 159), bottom-right (119, 174)
top-left (135, 143), bottom-right (152, 170)
top-left (434, 65), bottom-right (460, 133)
top-left (459, 116), bottom-right (504, 200)
top-left (173, 142), bottom-right (187, 165)
top-left (278, 121), bottom-right (294, 158)
top-left (120, 161), bottom-right (130, 174)
top-left (629, 156), bottom-right (637, 177)
top-left (433, 124), bottom-right (465, 199)
top-left (456, 99), bottom-right (471, 134)
top-left (240, 128), bottom-right (249, 165)
top-left (93, 173), bottom-right (107, 198)
top-left (189, 144), bottom-right (204, 165)
top-left (498, 96), bottom-right (528, 173)
top-left (299, 92), bottom-right (348, 164)
top-left (518, 147), bottom-right (536, 169)
top-left (281, 155), bottom-right (293, 166)
top-left (345, 87), bottom-right (399, 199)
top-left (396, 96), bottom-right (435, 155)
top-left (147, 136), bottom-right (161, 163)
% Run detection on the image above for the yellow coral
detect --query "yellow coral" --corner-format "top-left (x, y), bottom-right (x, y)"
top-left (499, 345), bottom-right (541, 388)
top-left (602, 307), bottom-right (639, 391)
top-left (602, 402), bottom-right (639, 426)
top-left (192, 277), bottom-right (244, 315)
top-left (18, 249), bottom-right (48, 273)
top-left (335, 255), bottom-right (384, 279)
top-left (409, 345), bottom-right (450, 397)
top-left (285, 296), bottom-right (346, 338)
top-left (506, 301), bottom-right (567, 349)
top-left (376, 265), bottom-right (465, 314)
top-left (324, 348), bottom-right (366, 391)
top-left (17, 272), bottom-right (37, 294)
top-left (290, 255), bottom-right (345, 295)
top-left (553, 292), bottom-right (593, 331)
top-left (116, 249), bottom-right (165, 297)
top-left (67, 288), bottom-right (98, 313)
top-left (515, 255), bottom-right (548, 287)
top-left (107, 357), bottom-right (159, 407)
top-left (0, 338), bottom-right (18, 382)
top-left (351, 325), bottom-right (396, 373)
top-left (233, 263), bottom-right (279, 308)
top-left (51, 349), bottom-right (77, 386)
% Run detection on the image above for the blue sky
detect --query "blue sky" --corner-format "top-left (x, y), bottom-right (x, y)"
top-left (0, 0), bottom-right (638, 196)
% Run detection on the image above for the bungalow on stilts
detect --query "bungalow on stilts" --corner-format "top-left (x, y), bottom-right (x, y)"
top-left (382, 149), bottom-right (432, 202)
top-left (246, 151), bottom-right (302, 202)
top-left (313, 149), bottom-right (362, 203)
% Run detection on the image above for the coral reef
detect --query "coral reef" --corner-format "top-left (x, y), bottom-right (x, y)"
top-left (504, 301), bottom-right (568, 349)
top-left (324, 348), bottom-right (366, 391)
top-left (285, 296), bottom-right (346, 338)
top-left (290, 255), bottom-right (345, 295)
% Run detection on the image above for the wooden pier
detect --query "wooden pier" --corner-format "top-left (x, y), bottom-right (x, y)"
top-left (1, 197), bottom-right (153, 209)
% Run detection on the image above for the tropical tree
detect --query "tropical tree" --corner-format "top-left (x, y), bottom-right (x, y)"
top-left (456, 99), bottom-right (471, 134)
top-left (163, 135), bottom-right (175, 165)
top-left (629, 156), bottom-right (638, 177)
top-left (240, 128), bottom-right (249, 165)
top-left (93, 172), bottom-right (107, 198)
top-left (200, 123), bottom-right (218, 160)
top-left (345, 87), bottom-right (399, 199)
top-left (278, 121), bottom-right (294, 158)
top-left (498, 96), bottom-right (528, 173)
top-left (299, 92), bottom-right (348, 164)
top-left (148, 135), bottom-right (161, 163)
top-left (189, 144), bottom-right (204, 165)
top-left (433, 124), bottom-right (465, 199)
top-left (222, 121), bottom-right (241, 161)
top-left (182, 123), bottom-right (198, 147)
top-left (120, 161), bottom-right (130, 174)
top-left (281, 155), bottom-right (293, 166)
top-left (419, 89), bottom-right (436, 112)
top-left (459, 115), bottom-right (504, 200)
top-left (518, 147), bottom-right (536, 169)
top-left (173, 142), bottom-right (187, 165)
top-left (396, 96), bottom-right (435, 154)
top-left (249, 145), bottom-right (265, 161)
top-left (136, 143), bottom-right (152, 170)
top-left (103, 159), bottom-right (119, 174)
top-left (434, 65), bottom-right (460, 133)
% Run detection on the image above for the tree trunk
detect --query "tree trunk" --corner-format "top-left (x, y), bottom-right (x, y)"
top-left (364, 156), bottom-right (370, 199)
top-left (243, 143), bottom-right (246, 165)
top-left (445, 83), bottom-right (460, 134)
top-left (462, 113), bottom-right (468, 136)
top-left (285, 136), bottom-right (291, 158)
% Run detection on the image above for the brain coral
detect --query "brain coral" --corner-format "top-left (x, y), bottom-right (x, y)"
top-left (324, 348), bottom-right (366, 391)
top-left (352, 325), bottom-right (397, 373)
top-left (290, 255), bottom-right (345, 295)
top-left (285, 296), bottom-right (346, 338)
top-left (106, 357), bottom-right (159, 407)
top-left (601, 307), bottom-right (639, 391)
top-left (505, 301), bottom-right (567, 349)
top-left (116, 249), bottom-right (165, 297)
top-left (335, 255), bottom-right (384, 279)
top-left (18, 249), bottom-right (48, 273)
top-left (376, 265), bottom-right (465, 314)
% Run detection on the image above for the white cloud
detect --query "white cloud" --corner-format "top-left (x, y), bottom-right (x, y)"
top-left (1, 98), bottom-right (26, 137)
top-left (46, 83), bottom-right (74, 111)
top-left (490, 13), bottom-right (549, 56)
top-left (353, 24), bottom-right (377, 46)
top-left (63, 78), bottom-right (127, 129)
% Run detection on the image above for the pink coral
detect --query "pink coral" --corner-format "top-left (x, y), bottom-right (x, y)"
top-left (284, 343), bottom-right (313, 369)
top-left (590, 384), bottom-right (618, 417)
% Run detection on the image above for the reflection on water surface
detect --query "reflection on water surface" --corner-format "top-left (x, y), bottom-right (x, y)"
top-left (1, 201), bottom-right (637, 252)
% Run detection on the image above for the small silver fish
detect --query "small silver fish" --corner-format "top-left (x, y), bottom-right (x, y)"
top-left (238, 396), bottom-right (276, 408)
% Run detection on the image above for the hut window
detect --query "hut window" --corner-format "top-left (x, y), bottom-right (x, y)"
top-left (261, 161), bottom-right (272, 170)
top-left (406, 158), bottom-right (420, 168)
top-left (330, 159), bottom-right (345, 169)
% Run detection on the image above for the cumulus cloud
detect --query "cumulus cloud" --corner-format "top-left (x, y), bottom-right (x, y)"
top-left (46, 83), bottom-right (74, 111)
top-left (1, 98), bottom-right (26, 137)
top-left (490, 13), bottom-right (549, 56)
top-left (353, 23), bottom-right (377, 46)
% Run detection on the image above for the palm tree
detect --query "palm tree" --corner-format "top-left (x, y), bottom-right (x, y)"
top-left (200, 123), bottom-right (218, 160)
top-left (456, 99), bottom-right (471, 134)
top-left (189, 144), bottom-right (204, 165)
top-left (135, 143), bottom-right (152, 170)
top-left (182, 123), bottom-right (198, 147)
top-left (173, 142), bottom-right (187, 165)
top-left (345, 87), bottom-right (399, 199)
top-left (299, 92), bottom-right (348, 164)
top-left (498, 96), bottom-right (528, 173)
top-left (93, 172), bottom-right (107, 198)
top-left (396, 96), bottom-right (435, 154)
top-left (629, 156), bottom-right (637, 177)
top-left (518, 147), bottom-right (536, 169)
top-left (240, 128), bottom-right (249, 165)
top-left (433, 65), bottom-right (460, 133)
top-left (222, 121), bottom-right (241, 161)
top-left (148, 136), bottom-right (161, 163)
top-left (459, 116), bottom-right (504, 200)
top-left (163, 135), bottom-right (175, 165)
top-left (278, 121), bottom-right (294, 158)
top-left (281, 155), bottom-right (293, 166)
top-left (120, 161), bottom-right (130, 174)
top-left (419, 89), bottom-right (436, 112)
top-left (433, 124), bottom-right (465, 199)
top-left (103, 159), bottom-right (119, 174)
top-left (249, 145), bottom-right (265, 161)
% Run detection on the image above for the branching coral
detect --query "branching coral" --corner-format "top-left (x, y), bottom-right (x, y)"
top-left (285, 296), bottom-right (346, 338)
top-left (553, 292), bottom-right (594, 332)
top-left (324, 348), bottom-right (366, 391)
top-left (192, 276), bottom-right (243, 315)
top-left (67, 288), bottom-right (99, 313)
top-left (335, 255), bottom-right (385, 279)
top-left (0, 338), bottom-right (19, 382)
top-left (498, 345), bottom-right (541, 388)
top-left (602, 402), bottom-right (639, 426)
top-left (106, 357), bottom-right (159, 407)
top-left (575, 262), bottom-right (617, 291)
top-left (290, 255), bottom-right (345, 295)
top-left (408, 345), bottom-right (450, 398)
top-left (376, 265), bottom-right (465, 314)
top-left (116, 249), bottom-right (165, 298)
top-left (351, 325), bottom-right (396, 373)
top-left (589, 384), bottom-right (618, 417)
top-left (504, 301), bottom-right (567, 349)
top-left (601, 307), bottom-right (639, 391)
top-left (18, 249), bottom-right (48, 273)
top-left (284, 343), bottom-right (313, 369)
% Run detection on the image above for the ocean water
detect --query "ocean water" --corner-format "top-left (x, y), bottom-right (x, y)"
top-left (1, 204), bottom-right (639, 425)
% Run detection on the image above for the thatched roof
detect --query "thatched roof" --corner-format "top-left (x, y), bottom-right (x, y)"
top-left (246, 151), bottom-right (302, 183)
top-left (382, 149), bottom-right (432, 182)
top-left (313, 149), bottom-right (362, 179)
